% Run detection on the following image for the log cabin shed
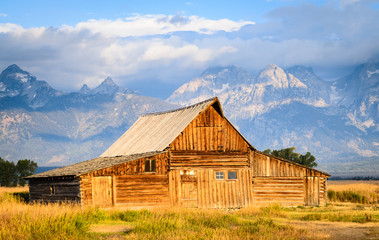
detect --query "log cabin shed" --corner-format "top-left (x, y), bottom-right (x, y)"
top-left (26, 97), bottom-right (330, 208)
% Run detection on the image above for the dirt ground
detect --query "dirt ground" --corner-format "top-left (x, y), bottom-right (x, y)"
top-left (291, 220), bottom-right (379, 240)
top-left (89, 224), bottom-right (132, 233)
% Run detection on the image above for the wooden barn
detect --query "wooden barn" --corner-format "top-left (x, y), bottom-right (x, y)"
top-left (26, 97), bottom-right (330, 208)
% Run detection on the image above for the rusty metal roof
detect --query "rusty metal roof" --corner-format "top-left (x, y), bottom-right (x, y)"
top-left (25, 151), bottom-right (165, 178)
top-left (101, 97), bottom-right (223, 157)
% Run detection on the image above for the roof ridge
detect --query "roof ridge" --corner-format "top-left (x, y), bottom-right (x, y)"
top-left (141, 97), bottom-right (217, 117)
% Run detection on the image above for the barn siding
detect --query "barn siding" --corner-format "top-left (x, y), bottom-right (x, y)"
top-left (29, 177), bottom-right (80, 203)
top-left (251, 151), bottom-right (329, 206)
top-left (116, 174), bottom-right (169, 207)
top-left (79, 153), bottom-right (169, 207)
top-left (171, 106), bottom-right (249, 152)
top-left (167, 104), bottom-right (253, 208)
top-left (169, 169), bottom-right (252, 209)
top-left (170, 151), bottom-right (249, 169)
top-left (252, 177), bottom-right (305, 206)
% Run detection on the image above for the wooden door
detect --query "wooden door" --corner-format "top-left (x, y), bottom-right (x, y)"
top-left (181, 175), bottom-right (198, 208)
top-left (93, 176), bottom-right (113, 207)
top-left (304, 177), bottom-right (320, 206)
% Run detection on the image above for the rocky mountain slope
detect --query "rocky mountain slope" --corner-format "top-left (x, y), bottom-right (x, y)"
top-left (167, 62), bottom-right (379, 175)
top-left (0, 65), bottom-right (177, 165)
top-left (0, 62), bottom-right (377, 176)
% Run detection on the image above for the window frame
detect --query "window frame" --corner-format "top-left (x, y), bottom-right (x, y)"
top-left (145, 159), bottom-right (156, 173)
top-left (227, 171), bottom-right (238, 180)
top-left (215, 171), bottom-right (224, 180)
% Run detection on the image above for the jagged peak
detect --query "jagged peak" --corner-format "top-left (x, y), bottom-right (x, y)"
top-left (2, 64), bottom-right (24, 74)
top-left (79, 83), bottom-right (91, 94)
top-left (5, 64), bottom-right (22, 71)
top-left (100, 77), bottom-right (117, 86)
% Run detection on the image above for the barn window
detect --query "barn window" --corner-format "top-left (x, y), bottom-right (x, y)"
top-left (145, 159), bottom-right (156, 173)
top-left (228, 171), bottom-right (237, 180)
top-left (50, 185), bottom-right (56, 194)
top-left (215, 172), bottom-right (224, 180)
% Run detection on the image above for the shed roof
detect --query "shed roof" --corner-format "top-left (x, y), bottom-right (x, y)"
top-left (25, 151), bottom-right (165, 178)
top-left (101, 97), bottom-right (254, 157)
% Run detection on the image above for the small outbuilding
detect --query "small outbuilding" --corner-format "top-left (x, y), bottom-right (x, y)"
top-left (26, 97), bottom-right (330, 208)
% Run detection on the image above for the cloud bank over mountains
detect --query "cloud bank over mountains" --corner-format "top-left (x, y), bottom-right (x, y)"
top-left (0, 1), bottom-right (378, 97)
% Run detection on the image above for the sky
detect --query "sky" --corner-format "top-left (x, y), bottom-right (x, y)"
top-left (0, 0), bottom-right (379, 98)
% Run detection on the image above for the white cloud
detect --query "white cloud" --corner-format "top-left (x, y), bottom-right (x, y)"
top-left (347, 140), bottom-right (376, 157)
top-left (47, 154), bottom-right (67, 164)
top-left (0, 3), bottom-right (378, 95)
top-left (63, 14), bottom-right (254, 37)
top-left (0, 23), bottom-right (23, 33)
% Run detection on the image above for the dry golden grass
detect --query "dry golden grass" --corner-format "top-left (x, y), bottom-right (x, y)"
top-left (0, 186), bottom-right (28, 194)
top-left (327, 180), bottom-right (379, 204)
top-left (1, 181), bottom-right (378, 240)
top-left (0, 187), bottom-right (99, 240)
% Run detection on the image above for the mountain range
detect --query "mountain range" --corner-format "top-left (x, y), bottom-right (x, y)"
top-left (167, 63), bottom-right (378, 176)
top-left (0, 63), bottom-right (378, 176)
top-left (0, 64), bottom-right (177, 165)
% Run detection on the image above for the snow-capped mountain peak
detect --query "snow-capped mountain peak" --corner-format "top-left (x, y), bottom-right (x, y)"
top-left (92, 77), bottom-right (136, 95)
top-left (2, 64), bottom-right (24, 74)
top-left (256, 64), bottom-right (306, 89)
top-left (1, 64), bottom-right (34, 84)
top-left (79, 84), bottom-right (91, 94)
top-left (101, 77), bottom-right (117, 86)
top-left (168, 62), bottom-right (379, 166)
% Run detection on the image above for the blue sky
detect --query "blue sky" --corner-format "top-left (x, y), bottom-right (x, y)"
top-left (1, 0), bottom-right (307, 26)
top-left (1, 0), bottom-right (378, 98)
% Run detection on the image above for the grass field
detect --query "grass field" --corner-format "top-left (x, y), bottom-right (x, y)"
top-left (0, 181), bottom-right (378, 239)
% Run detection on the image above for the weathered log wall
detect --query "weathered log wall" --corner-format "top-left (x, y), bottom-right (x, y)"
top-left (251, 151), bottom-right (326, 178)
top-left (251, 152), bottom-right (328, 206)
top-left (116, 174), bottom-right (169, 207)
top-left (252, 177), bottom-right (305, 206)
top-left (319, 177), bottom-right (327, 206)
top-left (29, 177), bottom-right (80, 203)
top-left (170, 151), bottom-right (249, 169)
top-left (79, 153), bottom-right (169, 207)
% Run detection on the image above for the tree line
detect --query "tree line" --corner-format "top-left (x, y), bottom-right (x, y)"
top-left (263, 147), bottom-right (317, 168)
top-left (0, 157), bottom-right (38, 187)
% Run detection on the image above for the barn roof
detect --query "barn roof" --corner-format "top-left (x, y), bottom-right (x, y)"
top-left (25, 151), bottom-right (165, 179)
top-left (101, 97), bottom-right (255, 157)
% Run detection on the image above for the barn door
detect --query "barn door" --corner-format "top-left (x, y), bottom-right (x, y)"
top-left (304, 177), bottom-right (320, 206)
top-left (93, 176), bottom-right (113, 207)
top-left (180, 171), bottom-right (198, 208)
